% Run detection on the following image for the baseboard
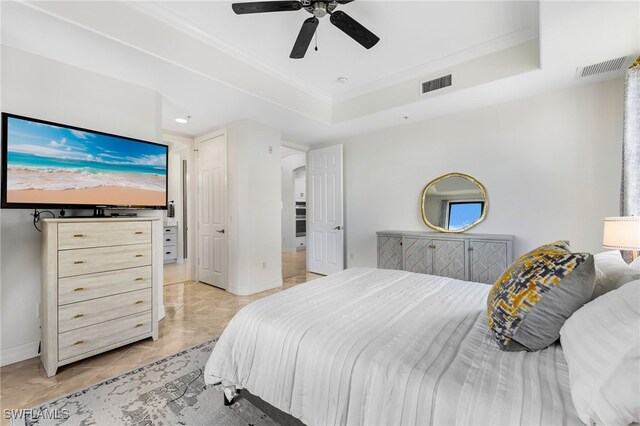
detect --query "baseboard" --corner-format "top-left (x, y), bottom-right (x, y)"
top-left (228, 278), bottom-right (282, 296)
top-left (0, 341), bottom-right (39, 367)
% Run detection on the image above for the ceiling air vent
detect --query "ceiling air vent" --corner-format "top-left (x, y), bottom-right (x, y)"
top-left (576, 56), bottom-right (628, 78)
top-left (421, 74), bottom-right (452, 94)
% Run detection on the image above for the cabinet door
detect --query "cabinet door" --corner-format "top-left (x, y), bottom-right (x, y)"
top-left (378, 236), bottom-right (403, 270)
top-left (470, 240), bottom-right (508, 284)
top-left (403, 238), bottom-right (433, 274)
top-left (432, 240), bottom-right (466, 280)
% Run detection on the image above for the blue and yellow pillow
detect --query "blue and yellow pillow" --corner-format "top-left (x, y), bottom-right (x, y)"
top-left (487, 241), bottom-right (595, 351)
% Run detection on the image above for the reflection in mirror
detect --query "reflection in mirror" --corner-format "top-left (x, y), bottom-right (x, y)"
top-left (421, 173), bottom-right (488, 233)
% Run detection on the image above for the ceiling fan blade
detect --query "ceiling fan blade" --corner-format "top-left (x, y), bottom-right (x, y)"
top-left (329, 10), bottom-right (379, 49)
top-left (232, 1), bottom-right (302, 15)
top-left (290, 17), bottom-right (319, 59)
top-left (336, 0), bottom-right (355, 3)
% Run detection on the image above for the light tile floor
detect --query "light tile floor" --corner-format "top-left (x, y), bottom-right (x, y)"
top-left (0, 272), bottom-right (320, 423)
top-left (282, 250), bottom-right (306, 279)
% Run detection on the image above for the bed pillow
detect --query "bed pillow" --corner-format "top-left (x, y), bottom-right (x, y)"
top-left (487, 241), bottom-right (595, 351)
top-left (592, 251), bottom-right (640, 299)
top-left (560, 280), bottom-right (640, 426)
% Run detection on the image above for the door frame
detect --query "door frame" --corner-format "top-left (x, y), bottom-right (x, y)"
top-left (194, 128), bottom-right (228, 286)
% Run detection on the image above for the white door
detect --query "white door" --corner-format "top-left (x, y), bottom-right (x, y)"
top-left (196, 134), bottom-right (227, 288)
top-left (307, 145), bottom-right (344, 275)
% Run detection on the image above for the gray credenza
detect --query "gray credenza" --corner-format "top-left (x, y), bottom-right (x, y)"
top-left (377, 230), bottom-right (514, 285)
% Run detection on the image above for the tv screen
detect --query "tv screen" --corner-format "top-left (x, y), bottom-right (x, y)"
top-left (1, 113), bottom-right (168, 209)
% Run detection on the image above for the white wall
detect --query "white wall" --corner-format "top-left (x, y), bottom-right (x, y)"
top-left (226, 120), bottom-right (282, 295)
top-left (281, 153), bottom-right (305, 252)
top-left (0, 46), bottom-right (164, 366)
top-left (318, 79), bottom-right (624, 267)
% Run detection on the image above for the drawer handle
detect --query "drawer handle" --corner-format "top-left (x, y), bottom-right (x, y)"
top-left (74, 313), bottom-right (85, 318)
top-left (166, 251), bottom-right (171, 255)
top-left (74, 340), bottom-right (84, 345)
top-left (135, 254), bottom-right (143, 258)
top-left (135, 300), bottom-right (144, 304)
top-left (73, 260), bottom-right (85, 264)
top-left (74, 287), bottom-right (84, 292)
top-left (166, 238), bottom-right (171, 242)
top-left (135, 277), bottom-right (144, 281)
top-left (73, 234), bottom-right (85, 238)
top-left (135, 231), bottom-right (143, 234)
top-left (134, 323), bottom-right (145, 328)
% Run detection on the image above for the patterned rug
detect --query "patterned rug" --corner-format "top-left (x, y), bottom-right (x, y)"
top-left (10, 339), bottom-right (277, 426)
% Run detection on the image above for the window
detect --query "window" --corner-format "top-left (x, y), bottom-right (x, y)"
top-left (447, 201), bottom-right (484, 231)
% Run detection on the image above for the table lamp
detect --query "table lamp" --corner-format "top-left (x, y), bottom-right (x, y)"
top-left (603, 216), bottom-right (640, 261)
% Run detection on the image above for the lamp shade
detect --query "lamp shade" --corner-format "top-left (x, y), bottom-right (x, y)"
top-left (603, 216), bottom-right (640, 250)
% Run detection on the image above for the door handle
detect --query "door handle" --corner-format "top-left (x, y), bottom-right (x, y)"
top-left (216, 229), bottom-right (225, 234)
top-left (333, 226), bottom-right (343, 231)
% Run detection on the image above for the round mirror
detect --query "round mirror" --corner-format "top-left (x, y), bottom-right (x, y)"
top-left (421, 173), bottom-right (488, 233)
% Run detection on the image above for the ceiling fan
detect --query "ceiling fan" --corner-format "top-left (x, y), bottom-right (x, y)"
top-left (231, 1), bottom-right (380, 59)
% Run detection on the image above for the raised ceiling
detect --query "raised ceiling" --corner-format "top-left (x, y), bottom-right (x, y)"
top-left (1, 1), bottom-right (639, 144)
top-left (131, 1), bottom-right (538, 101)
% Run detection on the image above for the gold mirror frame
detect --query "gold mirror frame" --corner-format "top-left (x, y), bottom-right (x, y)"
top-left (420, 172), bottom-right (488, 233)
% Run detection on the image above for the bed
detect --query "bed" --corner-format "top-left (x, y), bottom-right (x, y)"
top-left (204, 268), bottom-right (582, 425)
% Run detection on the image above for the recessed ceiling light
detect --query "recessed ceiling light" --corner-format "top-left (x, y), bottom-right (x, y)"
top-left (175, 116), bottom-right (190, 124)
top-left (403, 116), bottom-right (409, 120)
top-left (337, 77), bottom-right (348, 83)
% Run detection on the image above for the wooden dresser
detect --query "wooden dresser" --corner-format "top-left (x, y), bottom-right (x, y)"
top-left (377, 231), bottom-right (514, 285)
top-left (41, 218), bottom-right (160, 377)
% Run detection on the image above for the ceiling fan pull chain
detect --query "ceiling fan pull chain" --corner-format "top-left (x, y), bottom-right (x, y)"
top-left (315, 29), bottom-right (318, 52)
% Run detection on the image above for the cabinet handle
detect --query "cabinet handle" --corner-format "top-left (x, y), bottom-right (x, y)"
top-left (135, 300), bottom-right (144, 304)
top-left (74, 287), bottom-right (84, 292)
top-left (73, 234), bottom-right (85, 238)
top-left (135, 254), bottom-right (143, 257)
top-left (135, 277), bottom-right (144, 281)
top-left (166, 238), bottom-right (171, 242)
top-left (134, 323), bottom-right (144, 328)
top-left (135, 231), bottom-right (143, 234)
top-left (73, 260), bottom-right (85, 264)
top-left (74, 313), bottom-right (84, 318)
top-left (74, 340), bottom-right (84, 345)
top-left (166, 251), bottom-right (171, 255)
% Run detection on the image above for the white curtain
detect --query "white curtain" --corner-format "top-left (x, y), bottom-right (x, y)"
top-left (621, 57), bottom-right (640, 261)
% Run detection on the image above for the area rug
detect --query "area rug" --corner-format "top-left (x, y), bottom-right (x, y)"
top-left (10, 339), bottom-right (277, 426)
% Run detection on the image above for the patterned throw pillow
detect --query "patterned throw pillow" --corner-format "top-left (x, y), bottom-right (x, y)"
top-left (487, 241), bottom-right (595, 351)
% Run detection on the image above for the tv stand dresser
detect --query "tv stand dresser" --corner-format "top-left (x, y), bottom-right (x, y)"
top-left (40, 217), bottom-right (160, 377)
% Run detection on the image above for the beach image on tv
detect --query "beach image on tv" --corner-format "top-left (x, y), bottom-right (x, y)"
top-left (5, 117), bottom-right (167, 207)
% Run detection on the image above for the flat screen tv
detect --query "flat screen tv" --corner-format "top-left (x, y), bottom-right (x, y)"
top-left (1, 113), bottom-right (168, 210)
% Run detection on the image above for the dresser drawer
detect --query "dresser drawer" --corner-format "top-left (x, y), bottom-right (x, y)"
top-left (58, 244), bottom-right (151, 278)
top-left (163, 227), bottom-right (177, 236)
top-left (163, 246), bottom-right (177, 261)
top-left (59, 312), bottom-right (152, 361)
top-left (58, 221), bottom-right (151, 250)
top-left (163, 234), bottom-right (176, 246)
top-left (58, 288), bottom-right (152, 333)
top-left (58, 266), bottom-right (151, 305)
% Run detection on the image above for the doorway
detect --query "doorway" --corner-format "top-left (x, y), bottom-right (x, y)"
top-left (281, 147), bottom-right (307, 279)
top-left (163, 139), bottom-right (191, 286)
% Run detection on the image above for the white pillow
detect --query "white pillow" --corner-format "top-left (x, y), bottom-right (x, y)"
top-left (630, 256), bottom-right (640, 271)
top-left (592, 251), bottom-right (640, 299)
top-left (560, 280), bottom-right (640, 426)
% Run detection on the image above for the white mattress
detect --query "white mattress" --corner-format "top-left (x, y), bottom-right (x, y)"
top-left (205, 268), bottom-right (582, 426)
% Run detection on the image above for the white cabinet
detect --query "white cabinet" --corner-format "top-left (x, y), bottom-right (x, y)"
top-left (41, 218), bottom-right (160, 376)
top-left (377, 231), bottom-right (513, 284)
top-left (163, 225), bottom-right (178, 263)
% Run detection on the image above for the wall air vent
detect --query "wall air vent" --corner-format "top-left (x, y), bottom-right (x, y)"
top-left (576, 56), bottom-right (628, 78)
top-left (421, 74), bottom-right (452, 94)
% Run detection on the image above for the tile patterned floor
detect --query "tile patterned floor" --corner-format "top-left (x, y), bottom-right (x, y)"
top-left (163, 261), bottom-right (191, 286)
top-left (282, 250), bottom-right (306, 279)
top-left (0, 272), bottom-right (320, 423)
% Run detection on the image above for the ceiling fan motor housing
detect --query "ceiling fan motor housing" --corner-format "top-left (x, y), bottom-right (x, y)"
top-left (303, 1), bottom-right (337, 18)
